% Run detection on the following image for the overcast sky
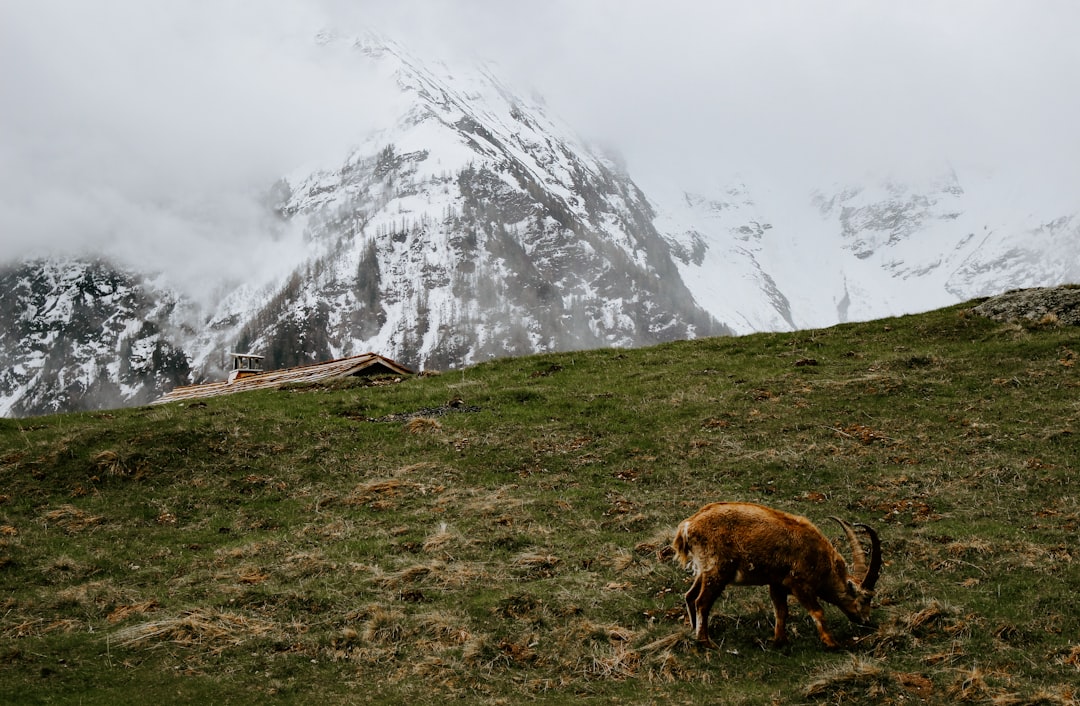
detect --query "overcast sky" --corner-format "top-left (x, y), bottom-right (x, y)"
top-left (2, 0), bottom-right (1078, 292)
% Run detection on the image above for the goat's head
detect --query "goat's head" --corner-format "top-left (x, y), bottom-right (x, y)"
top-left (828, 517), bottom-right (882, 625)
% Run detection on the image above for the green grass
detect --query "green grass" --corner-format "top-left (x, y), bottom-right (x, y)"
top-left (2, 301), bottom-right (1078, 704)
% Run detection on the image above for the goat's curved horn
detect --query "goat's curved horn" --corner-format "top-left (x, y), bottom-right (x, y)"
top-left (828, 516), bottom-right (867, 580)
top-left (855, 523), bottom-right (882, 591)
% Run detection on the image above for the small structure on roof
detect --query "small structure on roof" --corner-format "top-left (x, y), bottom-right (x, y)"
top-left (228, 353), bottom-right (264, 383)
top-left (152, 352), bottom-right (414, 405)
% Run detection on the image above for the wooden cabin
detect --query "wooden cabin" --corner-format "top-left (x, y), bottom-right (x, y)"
top-left (153, 352), bottom-right (414, 405)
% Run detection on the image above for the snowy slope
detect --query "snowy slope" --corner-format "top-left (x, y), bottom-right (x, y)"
top-left (190, 32), bottom-right (720, 375)
top-left (658, 167), bottom-right (1080, 334)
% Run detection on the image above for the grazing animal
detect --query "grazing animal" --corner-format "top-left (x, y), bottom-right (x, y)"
top-left (672, 501), bottom-right (881, 648)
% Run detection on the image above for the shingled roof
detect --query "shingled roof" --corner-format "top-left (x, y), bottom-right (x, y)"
top-left (152, 353), bottom-right (414, 405)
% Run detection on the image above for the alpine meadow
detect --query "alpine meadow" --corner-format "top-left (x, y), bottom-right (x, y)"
top-left (1, 296), bottom-right (1078, 705)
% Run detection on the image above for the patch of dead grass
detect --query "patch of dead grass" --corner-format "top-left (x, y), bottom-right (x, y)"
top-left (107, 600), bottom-right (160, 624)
top-left (457, 488), bottom-right (528, 519)
top-left (565, 618), bottom-right (636, 644)
top-left (2, 617), bottom-right (83, 639)
top-left (945, 665), bottom-right (996, 702)
top-left (405, 417), bottom-right (442, 434)
top-left (281, 551), bottom-right (337, 579)
top-left (421, 522), bottom-right (461, 554)
top-left (51, 580), bottom-right (138, 614)
top-left (113, 609), bottom-right (279, 652)
top-left (41, 504), bottom-right (104, 533)
top-left (344, 478), bottom-right (432, 510)
top-left (414, 610), bottom-right (473, 646)
top-left (511, 551), bottom-right (560, 578)
top-left (804, 656), bottom-right (892, 702)
top-left (40, 555), bottom-right (92, 581)
top-left (1060, 644), bottom-right (1080, 670)
top-left (633, 528), bottom-right (675, 561)
top-left (92, 450), bottom-right (131, 477)
top-left (358, 605), bottom-right (408, 645)
top-left (903, 599), bottom-right (962, 636)
top-left (583, 641), bottom-right (640, 681)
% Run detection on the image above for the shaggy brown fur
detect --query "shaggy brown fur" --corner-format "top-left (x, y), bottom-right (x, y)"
top-left (673, 502), bottom-right (881, 648)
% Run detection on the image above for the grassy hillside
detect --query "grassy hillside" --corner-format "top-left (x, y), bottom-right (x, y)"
top-left (1, 300), bottom-right (1078, 705)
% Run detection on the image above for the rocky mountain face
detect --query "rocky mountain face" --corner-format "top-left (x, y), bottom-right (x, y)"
top-left (2, 35), bottom-right (1078, 417)
top-left (212, 35), bottom-right (724, 376)
top-left (0, 259), bottom-right (191, 417)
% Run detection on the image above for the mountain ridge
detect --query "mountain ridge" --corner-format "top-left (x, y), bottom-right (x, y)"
top-left (2, 33), bottom-right (1077, 417)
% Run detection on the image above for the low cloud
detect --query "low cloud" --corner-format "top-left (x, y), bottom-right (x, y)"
top-left (3, 0), bottom-right (1078, 294)
top-left (0, 1), bottom-right (401, 293)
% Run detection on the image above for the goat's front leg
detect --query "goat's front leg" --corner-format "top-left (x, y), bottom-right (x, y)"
top-left (792, 589), bottom-right (839, 648)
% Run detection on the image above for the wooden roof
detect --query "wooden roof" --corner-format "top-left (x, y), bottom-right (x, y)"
top-left (152, 353), bottom-right (414, 405)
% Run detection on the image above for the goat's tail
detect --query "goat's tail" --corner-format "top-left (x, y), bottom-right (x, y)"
top-left (672, 520), bottom-right (693, 568)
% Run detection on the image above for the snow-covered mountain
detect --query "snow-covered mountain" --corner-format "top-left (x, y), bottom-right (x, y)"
top-left (208, 33), bottom-right (723, 373)
top-left (0, 259), bottom-right (191, 417)
top-left (1, 33), bottom-right (723, 416)
top-left (2, 33), bottom-right (1078, 417)
top-left (659, 168), bottom-right (1080, 334)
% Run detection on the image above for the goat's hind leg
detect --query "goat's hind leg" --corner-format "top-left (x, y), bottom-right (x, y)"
top-left (767, 584), bottom-right (791, 647)
top-left (684, 572), bottom-right (704, 633)
top-left (689, 572), bottom-right (727, 647)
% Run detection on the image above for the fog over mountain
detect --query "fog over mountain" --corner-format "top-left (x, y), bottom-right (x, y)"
top-left (3, 0), bottom-right (1079, 295)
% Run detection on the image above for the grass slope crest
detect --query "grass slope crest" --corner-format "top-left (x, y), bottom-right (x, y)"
top-left (1, 290), bottom-right (1078, 704)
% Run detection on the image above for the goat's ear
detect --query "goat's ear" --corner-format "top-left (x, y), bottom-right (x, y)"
top-left (846, 579), bottom-right (858, 594)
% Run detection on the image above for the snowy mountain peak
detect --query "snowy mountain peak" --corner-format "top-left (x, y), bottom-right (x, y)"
top-left (190, 35), bottom-right (722, 381)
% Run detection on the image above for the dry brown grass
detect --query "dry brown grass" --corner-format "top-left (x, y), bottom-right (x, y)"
top-left (376, 560), bottom-right (444, 589)
top-left (405, 417), bottom-right (443, 434)
top-left (357, 605), bottom-right (408, 645)
top-left (903, 599), bottom-right (962, 636)
top-left (461, 632), bottom-right (498, 667)
top-left (2, 616), bottom-right (83, 639)
top-left (113, 609), bottom-right (279, 652)
top-left (414, 609), bottom-right (473, 646)
top-left (633, 528), bottom-right (677, 561)
top-left (457, 487), bottom-right (529, 519)
top-left (50, 580), bottom-right (139, 614)
top-left (91, 449), bottom-right (128, 476)
top-left (511, 551), bottom-right (561, 578)
top-left (583, 641), bottom-right (640, 681)
top-left (106, 600), bottom-right (160, 624)
top-left (421, 522), bottom-right (460, 553)
top-left (281, 551), bottom-right (338, 579)
top-left (40, 504), bottom-right (104, 533)
top-left (946, 665), bottom-right (996, 702)
top-left (804, 656), bottom-right (892, 702)
top-left (40, 554), bottom-right (92, 581)
top-left (343, 478), bottom-right (429, 510)
top-left (566, 618), bottom-right (637, 644)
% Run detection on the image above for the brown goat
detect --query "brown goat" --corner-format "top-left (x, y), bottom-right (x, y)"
top-left (672, 501), bottom-right (881, 648)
